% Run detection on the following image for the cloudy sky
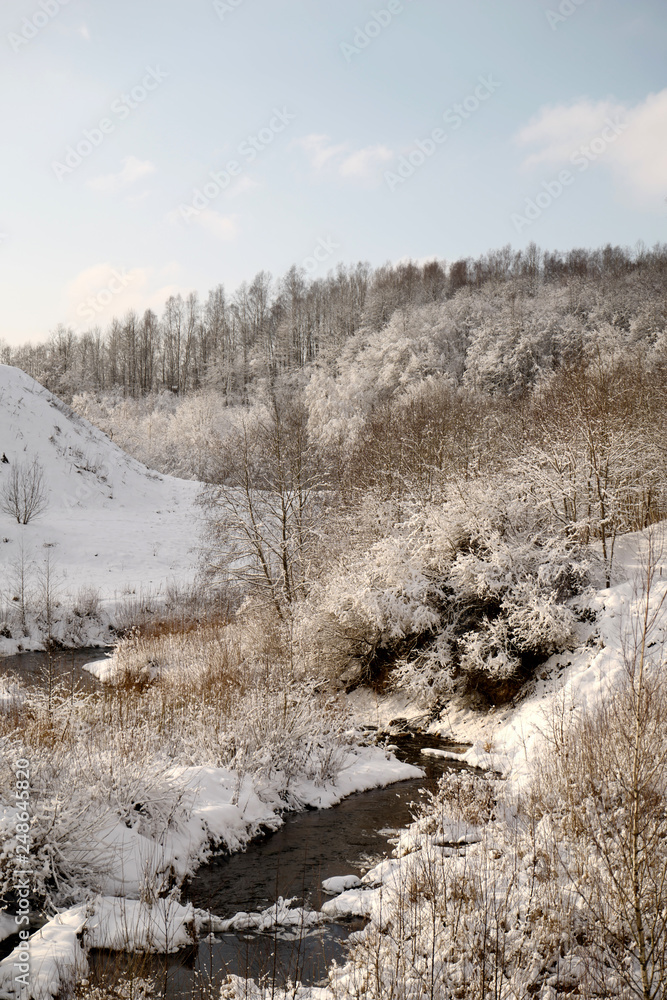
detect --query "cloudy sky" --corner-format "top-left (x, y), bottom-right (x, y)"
top-left (1, 0), bottom-right (666, 344)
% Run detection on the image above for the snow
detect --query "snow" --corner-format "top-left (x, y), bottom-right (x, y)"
top-left (321, 875), bottom-right (361, 895)
top-left (213, 898), bottom-right (326, 935)
top-left (83, 897), bottom-right (198, 952)
top-left (80, 655), bottom-right (117, 682)
top-left (0, 365), bottom-right (202, 654)
top-left (320, 888), bottom-right (374, 921)
top-left (0, 906), bottom-right (88, 1000)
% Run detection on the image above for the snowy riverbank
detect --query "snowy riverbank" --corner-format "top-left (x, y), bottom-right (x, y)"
top-left (0, 746), bottom-right (421, 999)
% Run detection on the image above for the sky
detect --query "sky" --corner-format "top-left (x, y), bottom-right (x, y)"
top-left (1, 0), bottom-right (666, 345)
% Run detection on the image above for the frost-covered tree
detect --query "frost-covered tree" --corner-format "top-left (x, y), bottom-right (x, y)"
top-left (200, 391), bottom-right (325, 618)
top-left (0, 457), bottom-right (48, 524)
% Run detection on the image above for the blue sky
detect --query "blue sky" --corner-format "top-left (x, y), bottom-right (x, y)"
top-left (1, 0), bottom-right (666, 344)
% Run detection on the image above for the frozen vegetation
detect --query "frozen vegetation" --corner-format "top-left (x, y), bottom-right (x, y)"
top-left (1, 244), bottom-right (667, 998)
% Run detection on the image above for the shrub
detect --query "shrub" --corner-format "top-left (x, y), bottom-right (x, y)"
top-left (304, 489), bottom-right (590, 703)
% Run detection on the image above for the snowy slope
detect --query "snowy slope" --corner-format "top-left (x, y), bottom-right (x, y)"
top-left (427, 524), bottom-right (667, 783)
top-left (0, 365), bottom-right (203, 650)
top-left (345, 524), bottom-right (667, 786)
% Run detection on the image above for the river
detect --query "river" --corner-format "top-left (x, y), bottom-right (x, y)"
top-left (0, 646), bottom-right (107, 694)
top-left (90, 733), bottom-right (472, 995)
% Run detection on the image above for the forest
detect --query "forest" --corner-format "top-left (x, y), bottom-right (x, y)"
top-left (4, 241), bottom-right (667, 698)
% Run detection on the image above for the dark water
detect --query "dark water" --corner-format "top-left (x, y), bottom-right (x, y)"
top-left (89, 733), bottom-right (473, 995)
top-left (0, 646), bottom-right (109, 693)
top-left (185, 733), bottom-right (472, 918)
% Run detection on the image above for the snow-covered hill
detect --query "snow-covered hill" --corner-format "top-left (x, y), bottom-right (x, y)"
top-left (0, 365), bottom-right (203, 652)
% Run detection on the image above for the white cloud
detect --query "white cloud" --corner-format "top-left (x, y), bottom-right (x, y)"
top-left (296, 133), bottom-right (393, 182)
top-left (516, 99), bottom-right (621, 168)
top-left (296, 134), bottom-right (349, 171)
top-left (339, 144), bottom-right (394, 178)
top-left (227, 176), bottom-right (260, 199)
top-left (65, 263), bottom-right (188, 330)
top-left (515, 90), bottom-right (667, 204)
top-left (78, 25), bottom-right (91, 41)
top-left (194, 210), bottom-right (239, 240)
top-left (87, 156), bottom-right (156, 195)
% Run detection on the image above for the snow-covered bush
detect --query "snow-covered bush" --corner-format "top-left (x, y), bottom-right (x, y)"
top-left (0, 732), bottom-right (193, 909)
top-left (453, 555), bottom-right (580, 687)
top-left (303, 485), bottom-right (590, 702)
top-left (390, 632), bottom-right (455, 706)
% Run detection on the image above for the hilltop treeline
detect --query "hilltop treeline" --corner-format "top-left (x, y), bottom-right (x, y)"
top-left (3, 241), bottom-right (666, 404)
top-left (4, 239), bottom-right (667, 699)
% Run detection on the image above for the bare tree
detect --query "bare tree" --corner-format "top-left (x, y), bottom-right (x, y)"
top-left (0, 458), bottom-right (49, 524)
top-left (200, 392), bottom-right (324, 619)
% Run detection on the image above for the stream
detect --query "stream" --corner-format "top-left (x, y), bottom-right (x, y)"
top-left (1, 650), bottom-right (473, 995)
top-left (0, 646), bottom-right (106, 694)
top-left (90, 733), bottom-right (474, 995)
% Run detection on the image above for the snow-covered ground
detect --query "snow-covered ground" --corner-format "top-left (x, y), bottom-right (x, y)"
top-left (0, 365), bottom-right (203, 654)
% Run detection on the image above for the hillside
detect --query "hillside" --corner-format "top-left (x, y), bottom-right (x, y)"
top-left (0, 365), bottom-right (202, 653)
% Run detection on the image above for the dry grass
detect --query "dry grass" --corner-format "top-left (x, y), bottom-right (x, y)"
top-left (0, 617), bottom-right (352, 915)
top-left (113, 582), bottom-right (234, 643)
